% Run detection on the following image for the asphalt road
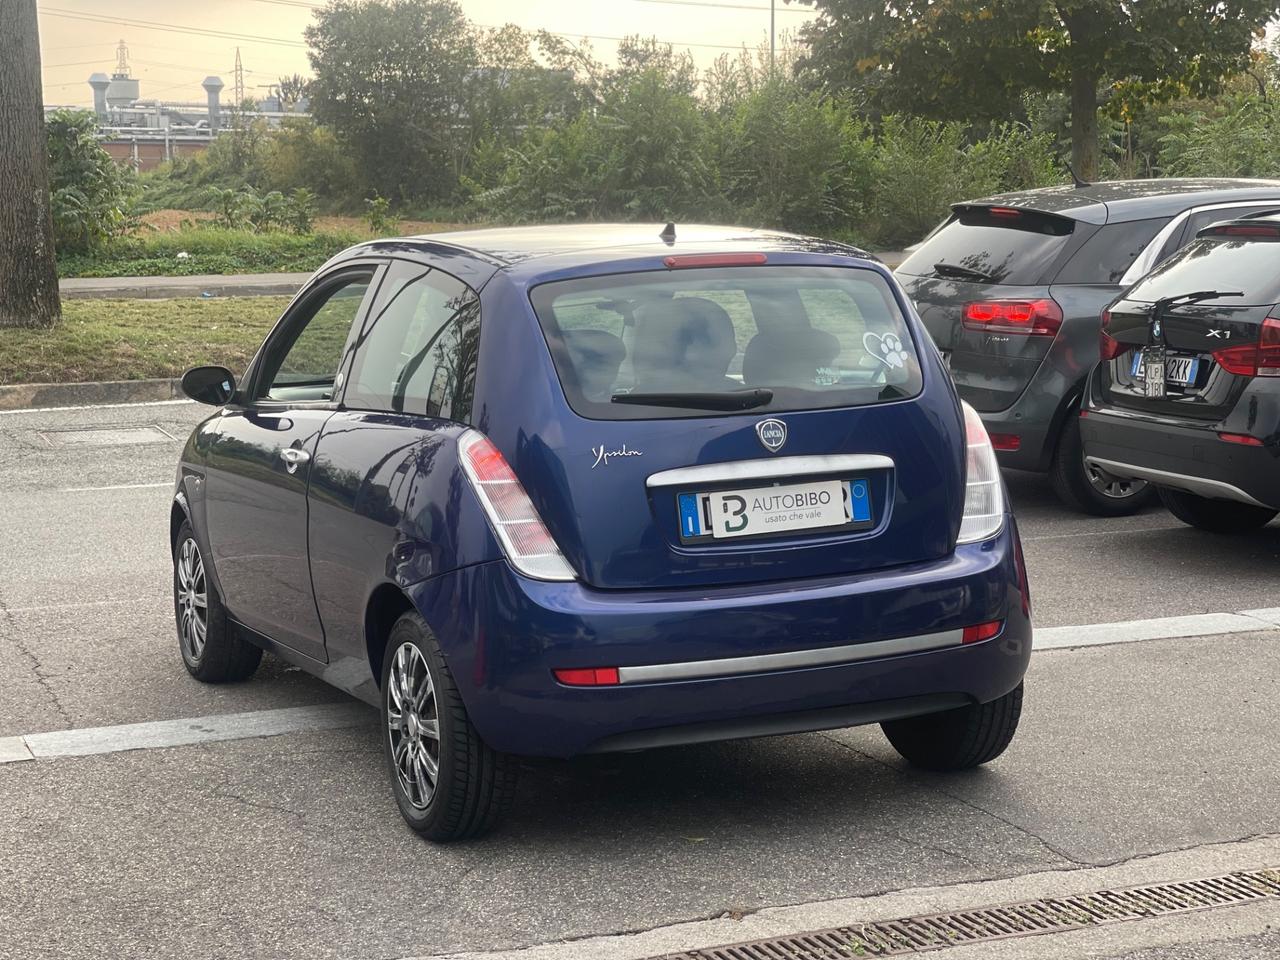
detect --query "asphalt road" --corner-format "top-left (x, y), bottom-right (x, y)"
top-left (1, 399), bottom-right (1278, 960)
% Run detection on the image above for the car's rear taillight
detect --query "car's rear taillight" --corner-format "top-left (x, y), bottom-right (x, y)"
top-left (458, 430), bottom-right (576, 581)
top-left (963, 299), bottom-right (1062, 337)
top-left (1099, 309), bottom-right (1126, 360)
top-left (1212, 316), bottom-right (1280, 378)
top-left (957, 401), bottom-right (1004, 544)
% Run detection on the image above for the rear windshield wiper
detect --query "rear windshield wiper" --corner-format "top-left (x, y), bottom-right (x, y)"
top-left (932, 262), bottom-right (995, 283)
top-left (611, 388), bottom-right (774, 411)
top-left (1154, 290), bottom-right (1243, 310)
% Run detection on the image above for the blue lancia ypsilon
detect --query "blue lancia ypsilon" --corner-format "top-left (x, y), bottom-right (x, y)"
top-left (172, 224), bottom-right (1031, 840)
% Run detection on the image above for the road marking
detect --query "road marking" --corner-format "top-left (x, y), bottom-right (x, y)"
top-left (0, 702), bottom-right (373, 765)
top-left (0, 398), bottom-right (195, 416)
top-left (1, 609), bottom-right (1276, 766)
top-left (1035, 610), bottom-right (1280, 650)
top-left (4, 596), bottom-right (168, 614)
top-left (57, 481), bottom-right (171, 492)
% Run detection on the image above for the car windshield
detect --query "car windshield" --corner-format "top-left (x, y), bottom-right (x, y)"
top-left (529, 265), bottom-right (924, 420)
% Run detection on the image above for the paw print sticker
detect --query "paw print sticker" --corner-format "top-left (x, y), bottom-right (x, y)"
top-left (864, 331), bottom-right (910, 370)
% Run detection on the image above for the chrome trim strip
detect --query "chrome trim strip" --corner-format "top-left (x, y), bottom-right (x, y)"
top-left (645, 454), bottom-right (894, 489)
top-left (616, 629), bottom-right (964, 684)
top-left (1086, 457), bottom-right (1274, 509)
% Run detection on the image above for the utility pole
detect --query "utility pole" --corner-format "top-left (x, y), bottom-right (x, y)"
top-left (0, 0), bottom-right (61, 328)
top-left (233, 47), bottom-right (245, 125)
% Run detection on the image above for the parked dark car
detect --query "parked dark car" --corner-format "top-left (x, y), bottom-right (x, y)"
top-left (896, 178), bottom-right (1280, 516)
top-left (1079, 214), bottom-right (1280, 532)
top-left (171, 224), bottom-right (1031, 841)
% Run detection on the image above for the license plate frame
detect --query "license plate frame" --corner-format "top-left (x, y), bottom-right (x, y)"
top-left (1131, 349), bottom-right (1199, 398)
top-left (678, 477), bottom-right (873, 543)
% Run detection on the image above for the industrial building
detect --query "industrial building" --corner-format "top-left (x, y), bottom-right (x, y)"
top-left (49, 42), bottom-right (309, 171)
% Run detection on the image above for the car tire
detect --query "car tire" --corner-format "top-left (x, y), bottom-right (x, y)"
top-left (882, 682), bottom-right (1023, 772)
top-left (173, 520), bottom-right (262, 683)
top-left (381, 612), bottom-right (517, 841)
top-left (1158, 487), bottom-right (1278, 534)
top-left (1050, 413), bottom-right (1153, 516)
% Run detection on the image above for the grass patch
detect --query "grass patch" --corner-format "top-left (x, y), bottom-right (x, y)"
top-left (1, 297), bottom-right (290, 386)
top-left (57, 228), bottom-right (361, 278)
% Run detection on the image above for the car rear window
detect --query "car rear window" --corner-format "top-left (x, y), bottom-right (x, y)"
top-left (529, 266), bottom-right (924, 420)
top-left (1125, 236), bottom-right (1280, 307)
top-left (896, 207), bottom-right (1075, 285)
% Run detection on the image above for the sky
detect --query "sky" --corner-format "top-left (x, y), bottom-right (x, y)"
top-left (38, 0), bottom-right (818, 108)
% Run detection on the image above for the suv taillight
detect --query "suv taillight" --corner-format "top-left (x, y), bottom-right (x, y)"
top-left (963, 299), bottom-right (1063, 337)
top-left (957, 401), bottom-right (1004, 544)
top-left (1212, 316), bottom-right (1280, 378)
top-left (1099, 309), bottom-right (1125, 360)
top-left (458, 430), bottom-right (576, 581)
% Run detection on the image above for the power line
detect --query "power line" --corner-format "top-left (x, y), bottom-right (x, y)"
top-left (39, 8), bottom-right (307, 48)
top-left (632, 0), bottom-right (811, 11)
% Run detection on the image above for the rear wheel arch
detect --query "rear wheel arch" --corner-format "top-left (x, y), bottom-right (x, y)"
top-left (365, 583), bottom-right (416, 689)
top-left (169, 498), bottom-right (190, 557)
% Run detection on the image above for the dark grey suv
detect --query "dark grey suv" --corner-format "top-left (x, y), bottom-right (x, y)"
top-left (897, 179), bottom-right (1280, 515)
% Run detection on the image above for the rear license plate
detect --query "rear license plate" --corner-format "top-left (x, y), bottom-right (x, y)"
top-left (678, 479), bottom-right (872, 542)
top-left (1131, 350), bottom-right (1198, 398)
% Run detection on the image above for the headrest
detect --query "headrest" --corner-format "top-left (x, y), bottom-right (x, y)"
top-left (743, 326), bottom-right (841, 388)
top-left (632, 297), bottom-right (737, 389)
top-left (562, 328), bottom-right (625, 401)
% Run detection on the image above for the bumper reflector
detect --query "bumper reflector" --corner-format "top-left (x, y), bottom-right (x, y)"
top-left (554, 667), bottom-right (621, 687)
top-left (1219, 432), bottom-right (1263, 446)
top-left (989, 433), bottom-right (1021, 451)
top-left (962, 620), bottom-right (1004, 644)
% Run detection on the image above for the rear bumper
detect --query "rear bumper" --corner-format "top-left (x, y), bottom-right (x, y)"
top-left (409, 520), bottom-right (1031, 757)
top-left (1079, 409), bottom-right (1280, 510)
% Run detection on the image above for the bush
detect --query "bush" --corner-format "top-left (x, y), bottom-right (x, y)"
top-left (56, 226), bottom-right (360, 278)
top-left (46, 109), bottom-right (135, 254)
top-left (1157, 95), bottom-right (1280, 178)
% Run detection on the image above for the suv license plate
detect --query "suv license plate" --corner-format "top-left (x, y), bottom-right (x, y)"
top-left (679, 479), bottom-right (871, 541)
top-left (1132, 350), bottom-right (1198, 397)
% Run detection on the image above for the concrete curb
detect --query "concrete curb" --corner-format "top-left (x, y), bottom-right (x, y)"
top-left (59, 272), bottom-right (308, 300)
top-left (0, 377), bottom-right (184, 411)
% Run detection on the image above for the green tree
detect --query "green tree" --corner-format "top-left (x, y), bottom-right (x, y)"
top-left (45, 110), bottom-right (135, 253)
top-left (797, 0), bottom-right (1280, 180)
top-left (305, 0), bottom-right (480, 204)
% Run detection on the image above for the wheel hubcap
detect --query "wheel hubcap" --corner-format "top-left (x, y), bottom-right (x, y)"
top-left (1085, 458), bottom-right (1149, 500)
top-left (175, 538), bottom-right (208, 660)
top-left (387, 642), bottom-right (440, 811)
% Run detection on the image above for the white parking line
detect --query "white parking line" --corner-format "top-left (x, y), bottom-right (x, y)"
top-left (57, 481), bottom-right (172, 492)
top-left (1034, 610), bottom-right (1280, 650)
top-left (0, 398), bottom-right (195, 416)
top-left (1, 610), bottom-right (1277, 766)
top-left (0, 702), bottom-right (373, 765)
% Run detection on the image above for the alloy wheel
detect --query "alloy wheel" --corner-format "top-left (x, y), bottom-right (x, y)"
top-left (1085, 458), bottom-right (1149, 500)
top-left (176, 537), bottom-right (209, 661)
top-left (387, 642), bottom-right (441, 811)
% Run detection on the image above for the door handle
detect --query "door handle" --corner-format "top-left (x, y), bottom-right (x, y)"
top-left (280, 447), bottom-right (311, 473)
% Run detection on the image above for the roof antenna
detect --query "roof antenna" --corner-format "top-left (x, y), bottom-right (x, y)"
top-left (659, 221), bottom-right (676, 244)
top-left (1065, 160), bottom-right (1091, 190)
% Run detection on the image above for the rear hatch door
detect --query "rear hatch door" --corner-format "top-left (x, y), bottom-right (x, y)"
top-left (897, 205), bottom-right (1082, 411)
top-left (1099, 229), bottom-right (1280, 419)
top-left (517, 259), bottom-right (965, 591)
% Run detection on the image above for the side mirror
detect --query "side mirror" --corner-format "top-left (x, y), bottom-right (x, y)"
top-left (181, 365), bottom-right (236, 406)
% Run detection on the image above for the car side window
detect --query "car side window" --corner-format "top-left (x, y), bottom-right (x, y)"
top-left (257, 272), bottom-right (374, 403)
top-left (345, 260), bottom-right (481, 421)
top-left (1182, 204), bottom-right (1280, 245)
top-left (1054, 218), bottom-right (1167, 285)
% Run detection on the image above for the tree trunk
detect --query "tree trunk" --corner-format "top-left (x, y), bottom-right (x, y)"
top-left (0, 0), bottom-right (61, 329)
top-left (1069, 64), bottom-right (1100, 183)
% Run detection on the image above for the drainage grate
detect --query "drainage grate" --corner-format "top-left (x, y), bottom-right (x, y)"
top-left (39, 426), bottom-right (174, 448)
top-left (652, 868), bottom-right (1280, 959)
